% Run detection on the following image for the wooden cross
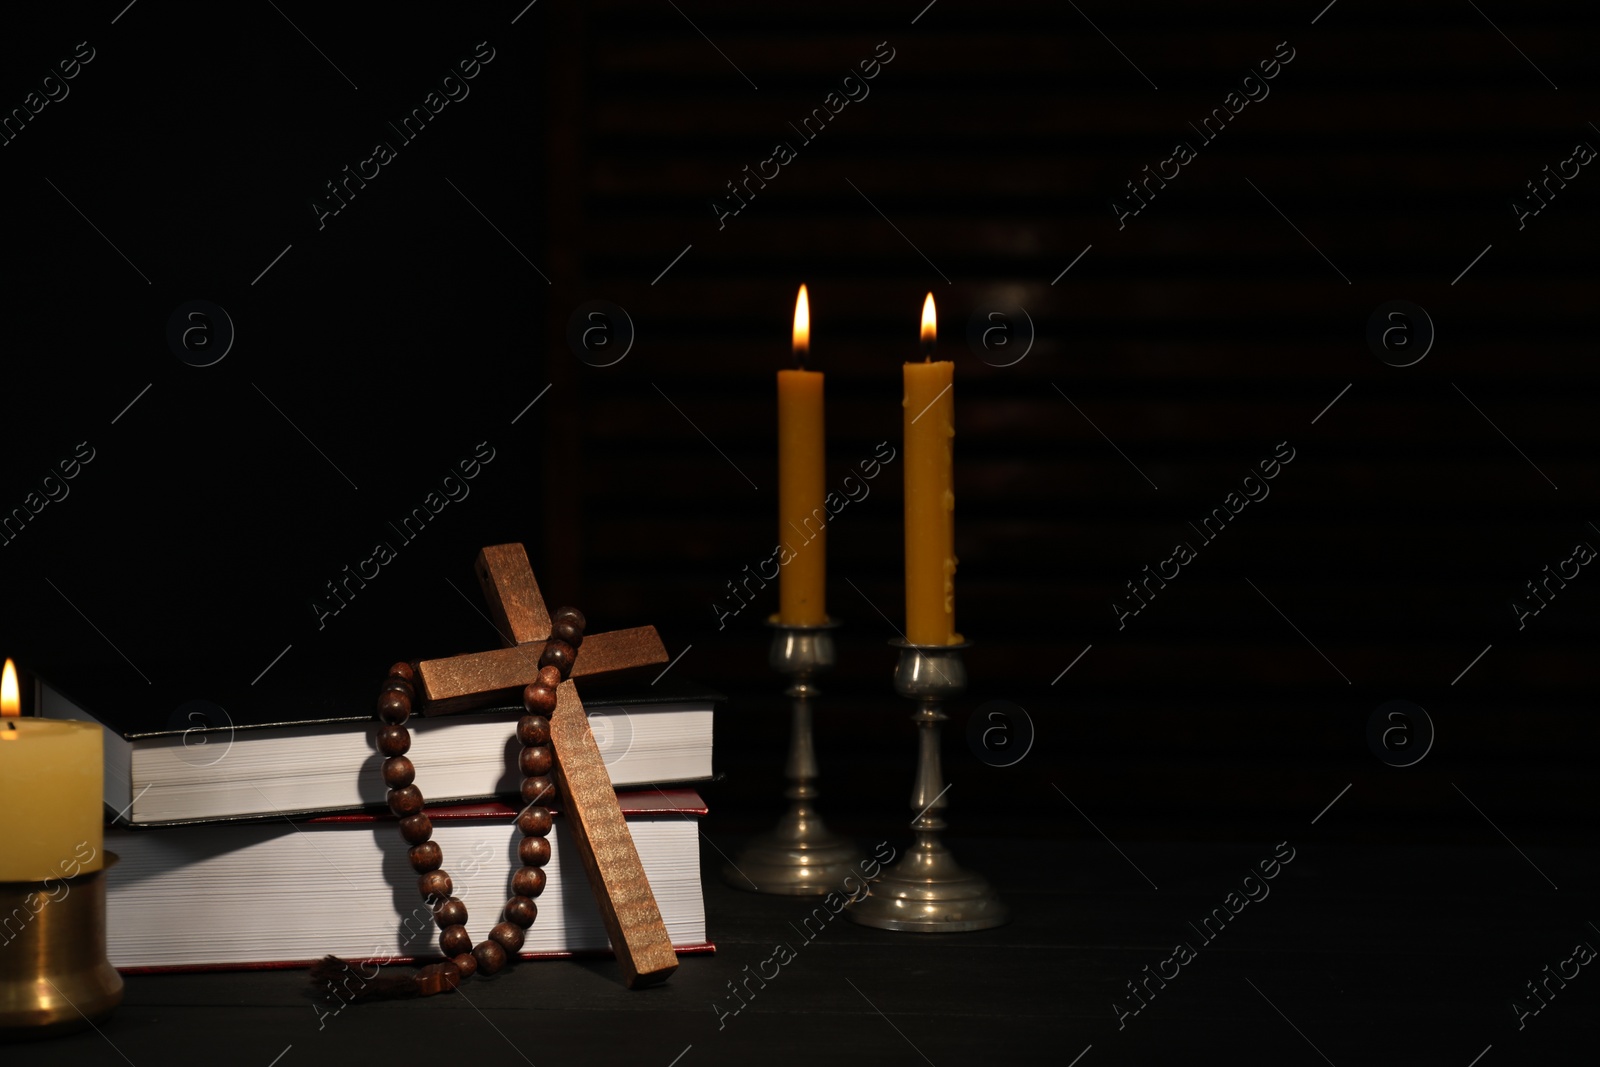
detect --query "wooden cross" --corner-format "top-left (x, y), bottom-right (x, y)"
top-left (414, 543), bottom-right (678, 988)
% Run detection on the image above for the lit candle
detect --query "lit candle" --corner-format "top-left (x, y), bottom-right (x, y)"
top-left (0, 658), bottom-right (104, 881)
top-left (903, 293), bottom-right (960, 646)
top-left (777, 284), bottom-right (827, 625)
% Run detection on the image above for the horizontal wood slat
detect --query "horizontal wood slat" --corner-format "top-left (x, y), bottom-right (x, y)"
top-left (542, 2), bottom-right (1598, 831)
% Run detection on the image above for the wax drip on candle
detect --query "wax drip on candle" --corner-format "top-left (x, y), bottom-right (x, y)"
top-left (920, 292), bottom-right (936, 360)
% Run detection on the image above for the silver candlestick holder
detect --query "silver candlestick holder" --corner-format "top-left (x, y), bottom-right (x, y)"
top-left (845, 640), bottom-right (1007, 932)
top-left (722, 619), bottom-right (864, 894)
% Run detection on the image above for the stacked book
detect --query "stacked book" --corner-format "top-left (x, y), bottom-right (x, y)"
top-left (41, 678), bottom-right (717, 971)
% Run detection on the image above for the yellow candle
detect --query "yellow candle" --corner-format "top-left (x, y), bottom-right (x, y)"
top-left (0, 659), bottom-right (104, 881)
top-left (903, 294), bottom-right (960, 646)
top-left (777, 284), bottom-right (827, 625)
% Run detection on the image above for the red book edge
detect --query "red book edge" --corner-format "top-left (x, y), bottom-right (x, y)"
top-left (117, 942), bottom-right (717, 975)
top-left (299, 787), bottom-right (708, 822)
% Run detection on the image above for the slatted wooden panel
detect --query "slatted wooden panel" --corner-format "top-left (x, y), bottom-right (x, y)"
top-left (540, 1), bottom-right (1600, 838)
top-left (1, 2), bottom-right (1592, 844)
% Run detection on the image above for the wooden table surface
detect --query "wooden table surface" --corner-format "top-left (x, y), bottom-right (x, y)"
top-left (33, 834), bottom-right (1599, 1065)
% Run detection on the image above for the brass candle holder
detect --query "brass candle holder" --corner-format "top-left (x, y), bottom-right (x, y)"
top-left (723, 620), bottom-right (863, 894)
top-left (846, 641), bottom-right (1007, 932)
top-left (0, 853), bottom-right (123, 1039)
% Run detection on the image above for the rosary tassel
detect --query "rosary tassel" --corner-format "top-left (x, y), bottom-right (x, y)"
top-left (310, 955), bottom-right (427, 1002)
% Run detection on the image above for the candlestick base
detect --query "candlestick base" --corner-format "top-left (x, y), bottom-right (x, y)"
top-left (0, 853), bottom-right (123, 1039)
top-left (840, 835), bottom-right (1008, 932)
top-left (721, 804), bottom-right (865, 896)
top-left (724, 620), bottom-right (866, 896)
top-left (846, 641), bottom-right (1008, 933)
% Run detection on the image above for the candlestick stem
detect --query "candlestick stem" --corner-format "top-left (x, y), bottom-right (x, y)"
top-left (845, 641), bottom-right (1007, 932)
top-left (723, 621), bottom-right (863, 894)
top-left (785, 671), bottom-right (819, 800)
top-left (910, 697), bottom-right (947, 834)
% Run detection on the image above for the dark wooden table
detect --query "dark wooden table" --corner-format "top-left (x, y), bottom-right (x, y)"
top-left (34, 834), bottom-right (1599, 1065)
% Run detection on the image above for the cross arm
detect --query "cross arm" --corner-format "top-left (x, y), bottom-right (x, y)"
top-left (414, 626), bottom-right (669, 716)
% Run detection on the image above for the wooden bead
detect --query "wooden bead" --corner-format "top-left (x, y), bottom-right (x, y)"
top-left (418, 871), bottom-right (452, 900)
top-left (551, 617), bottom-right (583, 648)
top-left (519, 745), bottom-right (553, 777)
top-left (409, 841), bottom-right (443, 873)
top-left (388, 661), bottom-right (415, 682)
top-left (473, 940), bottom-right (507, 975)
top-left (377, 690), bottom-right (411, 723)
top-left (489, 922), bottom-right (524, 954)
top-left (521, 776), bottom-right (555, 805)
top-left (451, 952), bottom-right (477, 979)
top-left (440, 924), bottom-right (472, 955)
top-left (515, 870), bottom-right (547, 902)
top-left (380, 677), bottom-right (414, 699)
top-left (399, 813), bottom-right (433, 844)
top-left (377, 724), bottom-right (411, 756)
top-left (433, 896), bottom-right (468, 929)
top-left (521, 684), bottom-right (557, 715)
top-left (505, 896), bottom-right (537, 928)
top-left (519, 836), bottom-right (552, 866)
top-left (388, 785), bottom-right (424, 817)
top-left (538, 640), bottom-right (576, 675)
top-left (517, 715), bottom-right (550, 746)
top-left (517, 806), bottom-right (553, 837)
top-left (511, 867), bottom-right (546, 897)
top-left (382, 756), bottom-right (415, 788)
top-left (538, 666), bottom-right (562, 689)
top-left (552, 606), bottom-right (586, 632)
top-left (414, 960), bottom-right (461, 996)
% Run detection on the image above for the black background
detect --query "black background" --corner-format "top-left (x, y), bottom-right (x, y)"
top-left (2, 1), bottom-right (1596, 848)
top-left (6, 3), bottom-right (1600, 1064)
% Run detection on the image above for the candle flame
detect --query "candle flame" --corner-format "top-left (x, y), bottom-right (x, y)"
top-left (793, 284), bottom-right (810, 364)
top-left (1, 659), bottom-right (18, 718)
top-left (920, 292), bottom-right (936, 356)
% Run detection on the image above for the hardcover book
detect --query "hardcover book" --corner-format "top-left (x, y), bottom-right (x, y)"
top-left (40, 676), bottom-right (717, 824)
top-left (103, 790), bottom-right (712, 971)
